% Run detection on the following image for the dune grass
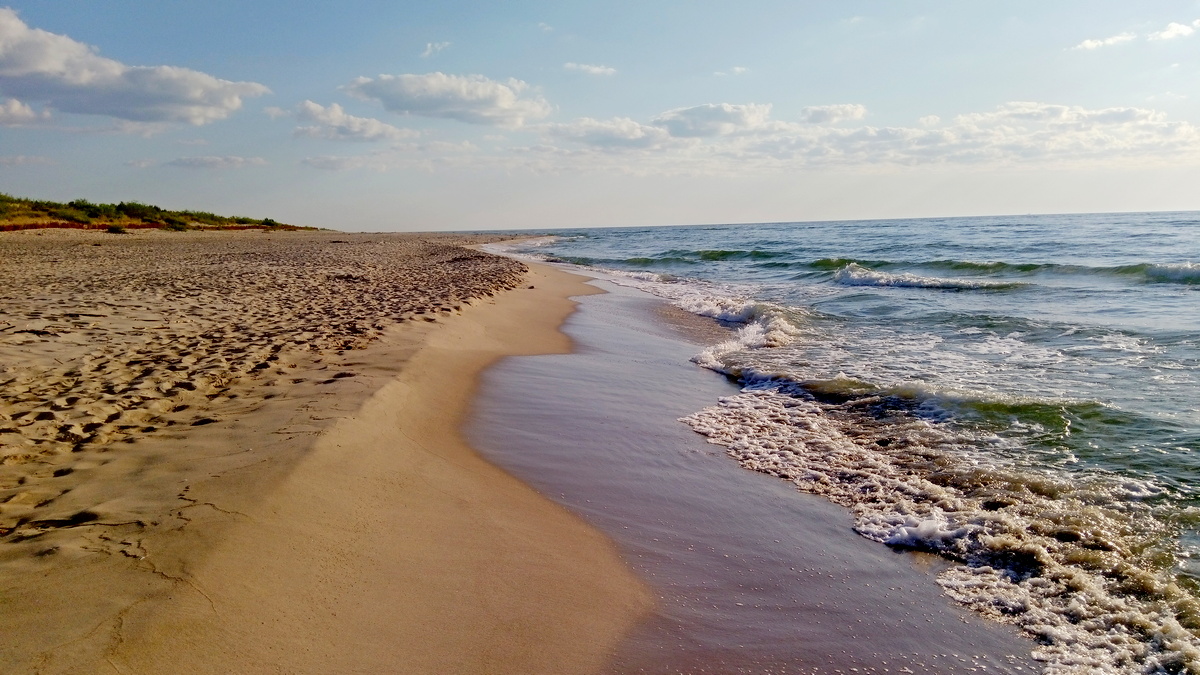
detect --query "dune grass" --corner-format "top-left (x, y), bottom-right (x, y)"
top-left (0, 193), bottom-right (313, 232)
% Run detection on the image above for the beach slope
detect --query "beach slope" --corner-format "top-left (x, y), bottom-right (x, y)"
top-left (0, 231), bottom-right (651, 674)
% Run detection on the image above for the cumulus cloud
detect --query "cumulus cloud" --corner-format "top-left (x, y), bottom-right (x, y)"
top-left (538, 22), bottom-right (554, 32)
top-left (800, 104), bottom-right (867, 124)
top-left (652, 103), bottom-right (771, 137)
top-left (714, 66), bottom-right (748, 77)
top-left (289, 100), bottom-right (417, 141)
top-left (1072, 32), bottom-right (1136, 50)
top-left (421, 42), bottom-right (450, 58)
top-left (342, 72), bottom-right (551, 128)
top-left (543, 117), bottom-right (673, 149)
top-left (1149, 21), bottom-right (1197, 41)
top-left (0, 8), bottom-right (268, 125)
top-left (0, 97), bottom-right (45, 124)
top-left (564, 62), bottom-right (616, 76)
top-left (166, 155), bottom-right (267, 169)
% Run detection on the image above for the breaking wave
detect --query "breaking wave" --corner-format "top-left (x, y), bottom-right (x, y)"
top-left (682, 386), bottom-right (1200, 674)
top-left (832, 263), bottom-right (1027, 290)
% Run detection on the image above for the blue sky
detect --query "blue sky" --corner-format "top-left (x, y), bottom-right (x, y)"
top-left (2, 1), bottom-right (1200, 230)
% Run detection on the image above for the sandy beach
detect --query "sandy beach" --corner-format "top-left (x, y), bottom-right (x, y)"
top-left (0, 229), bottom-right (651, 673)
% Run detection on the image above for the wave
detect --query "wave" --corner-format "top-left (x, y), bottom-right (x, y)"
top-left (688, 302), bottom-right (803, 373)
top-left (621, 248), bottom-right (788, 264)
top-left (687, 248), bottom-right (786, 261)
top-left (755, 258), bottom-right (1200, 286)
top-left (1122, 262), bottom-right (1200, 285)
top-left (682, 386), bottom-right (1200, 673)
top-left (808, 257), bottom-right (892, 270)
top-left (542, 254), bottom-right (693, 270)
top-left (546, 251), bottom-right (785, 268)
top-left (557, 263), bottom-right (810, 375)
top-left (783, 257), bottom-right (1053, 274)
top-left (703, 367), bottom-right (1172, 458)
top-left (832, 263), bottom-right (1026, 291)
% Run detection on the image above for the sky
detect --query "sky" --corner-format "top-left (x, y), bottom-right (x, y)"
top-left (2, 1), bottom-right (1200, 231)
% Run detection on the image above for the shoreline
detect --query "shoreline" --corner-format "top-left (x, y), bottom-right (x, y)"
top-left (0, 231), bottom-right (651, 673)
top-left (470, 275), bottom-right (1039, 673)
top-left (107, 262), bottom-right (653, 673)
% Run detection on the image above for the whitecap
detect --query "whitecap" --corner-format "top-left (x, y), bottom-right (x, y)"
top-left (832, 263), bottom-right (1022, 290)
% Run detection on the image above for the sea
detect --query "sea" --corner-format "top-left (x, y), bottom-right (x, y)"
top-left (497, 211), bottom-right (1200, 674)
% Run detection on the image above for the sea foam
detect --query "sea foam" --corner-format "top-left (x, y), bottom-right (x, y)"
top-left (682, 388), bottom-right (1200, 674)
top-left (833, 262), bottom-right (1024, 290)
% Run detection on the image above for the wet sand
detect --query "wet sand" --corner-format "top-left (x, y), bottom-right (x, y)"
top-left (0, 230), bottom-right (651, 673)
top-left (470, 278), bottom-right (1040, 674)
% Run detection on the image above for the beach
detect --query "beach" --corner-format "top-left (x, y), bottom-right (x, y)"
top-left (0, 229), bottom-right (650, 673)
top-left (4, 219), bottom-right (1195, 674)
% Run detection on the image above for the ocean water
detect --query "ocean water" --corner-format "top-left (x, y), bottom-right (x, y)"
top-left (500, 212), bottom-right (1200, 674)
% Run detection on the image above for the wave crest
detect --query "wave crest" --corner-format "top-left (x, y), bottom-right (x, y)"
top-left (833, 263), bottom-right (1025, 290)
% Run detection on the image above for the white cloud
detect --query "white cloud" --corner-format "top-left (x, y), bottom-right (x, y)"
top-left (739, 101), bottom-right (1200, 168)
top-left (342, 72), bottom-right (551, 128)
top-left (510, 101), bottom-right (1200, 175)
top-left (0, 97), bottom-right (46, 124)
top-left (1072, 32), bottom-right (1136, 50)
top-left (0, 8), bottom-right (268, 125)
top-left (305, 101), bottom-right (1200, 177)
top-left (1149, 21), bottom-right (1196, 41)
top-left (301, 155), bottom-right (376, 171)
top-left (290, 100), bottom-right (417, 141)
top-left (89, 120), bottom-right (170, 137)
top-left (918, 115), bottom-right (941, 127)
top-left (166, 155), bottom-right (268, 169)
top-left (652, 103), bottom-right (771, 137)
top-left (421, 42), bottom-right (450, 58)
top-left (538, 23), bottom-right (554, 32)
top-left (714, 66), bottom-right (748, 77)
top-left (0, 154), bottom-right (52, 166)
top-left (800, 104), bottom-right (867, 124)
top-left (564, 62), bottom-right (617, 76)
top-left (544, 117), bottom-right (674, 149)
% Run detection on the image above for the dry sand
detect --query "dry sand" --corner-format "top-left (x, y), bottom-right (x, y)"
top-left (0, 229), bottom-right (652, 673)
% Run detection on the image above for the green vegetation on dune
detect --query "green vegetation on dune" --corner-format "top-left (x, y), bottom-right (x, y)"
top-left (0, 193), bottom-right (312, 232)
